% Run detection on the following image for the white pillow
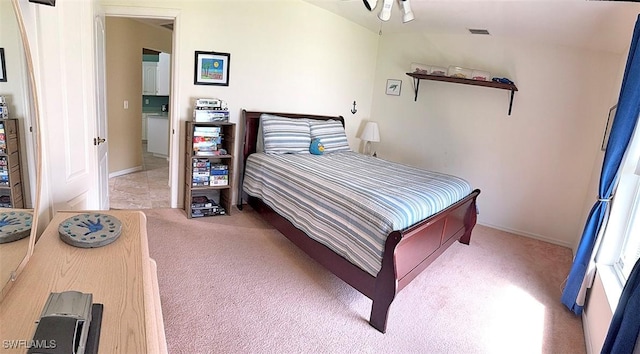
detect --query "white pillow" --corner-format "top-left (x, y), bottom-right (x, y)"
top-left (261, 114), bottom-right (311, 154)
top-left (308, 119), bottom-right (350, 153)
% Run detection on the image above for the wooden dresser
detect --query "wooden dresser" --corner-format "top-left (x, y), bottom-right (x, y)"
top-left (0, 210), bottom-right (167, 353)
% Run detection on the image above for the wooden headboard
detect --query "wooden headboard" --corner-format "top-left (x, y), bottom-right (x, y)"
top-left (241, 109), bottom-right (345, 164)
top-left (238, 110), bottom-right (345, 207)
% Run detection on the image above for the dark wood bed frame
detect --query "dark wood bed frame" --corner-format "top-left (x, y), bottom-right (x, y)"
top-left (239, 109), bottom-right (481, 333)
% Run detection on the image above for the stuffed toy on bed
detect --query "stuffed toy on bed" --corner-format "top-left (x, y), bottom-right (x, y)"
top-left (310, 139), bottom-right (325, 155)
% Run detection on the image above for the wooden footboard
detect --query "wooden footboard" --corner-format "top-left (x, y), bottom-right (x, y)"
top-left (370, 189), bottom-right (480, 332)
top-left (247, 188), bottom-right (480, 333)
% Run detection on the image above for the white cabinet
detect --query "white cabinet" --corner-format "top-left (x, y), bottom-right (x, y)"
top-left (147, 115), bottom-right (169, 157)
top-left (142, 62), bottom-right (158, 95)
top-left (157, 53), bottom-right (170, 96)
top-left (142, 53), bottom-right (170, 96)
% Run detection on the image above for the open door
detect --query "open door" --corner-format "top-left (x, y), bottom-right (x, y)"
top-left (94, 11), bottom-right (109, 210)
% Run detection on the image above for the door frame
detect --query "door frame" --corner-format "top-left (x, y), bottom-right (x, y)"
top-left (101, 6), bottom-right (181, 208)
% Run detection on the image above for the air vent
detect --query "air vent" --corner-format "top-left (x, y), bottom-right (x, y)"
top-left (468, 28), bottom-right (491, 35)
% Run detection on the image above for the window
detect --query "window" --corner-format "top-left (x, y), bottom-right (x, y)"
top-left (597, 115), bottom-right (640, 309)
top-left (615, 185), bottom-right (640, 281)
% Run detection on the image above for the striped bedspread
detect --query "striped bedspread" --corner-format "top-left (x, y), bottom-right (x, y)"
top-left (243, 152), bottom-right (472, 277)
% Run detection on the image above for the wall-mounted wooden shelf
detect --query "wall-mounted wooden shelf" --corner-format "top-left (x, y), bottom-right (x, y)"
top-left (406, 72), bottom-right (519, 115)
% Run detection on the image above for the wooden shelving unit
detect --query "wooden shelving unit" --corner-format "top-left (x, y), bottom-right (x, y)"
top-left (0, 119), bottom-right (24, 208)
top-left (184, 121), bottom-right (235, 218)
top-left (406, 72), bottom-right (519, 115)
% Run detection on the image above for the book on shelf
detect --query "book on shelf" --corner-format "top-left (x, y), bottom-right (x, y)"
top-left (210, 164), bottom-right (228, 175)
top-left (190, 195), bottom-right (224, 216)
top-left (193, 110), bottom-right (229, 123)
top-left (191, 209), bottom-right (225, 217)
top-left (192, 171), bottom-right (211, 177)
top-left (193, 159), bottom-right (211, 168)
top-left (194, 150), bottom-right (227, 156)
top-left (192, 176), bottom-right (210, 183)
top-left (193, 136), bottom-right (222, 150)
top-left (191, 206), bottom-right (226, 217)
top-left (210, 175), bottom-right (228, 186)
top-left (191, 195), bottom-right (214, 208)
top-left (194, 126), bottom-right (222, 137)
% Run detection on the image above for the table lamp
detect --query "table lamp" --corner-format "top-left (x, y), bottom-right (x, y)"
top-left (360, 122), bottom-right (380, 156)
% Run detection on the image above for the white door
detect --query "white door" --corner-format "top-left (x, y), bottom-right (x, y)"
top-left (157, 53), bottom-right (170, 96)
top-left (35, 0), bottom-right (99, 211)
top-left (94, 12), bottom-right (109, 210)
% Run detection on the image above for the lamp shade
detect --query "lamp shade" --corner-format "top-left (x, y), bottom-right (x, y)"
top-left (360, 122), bottom-right (380, 142)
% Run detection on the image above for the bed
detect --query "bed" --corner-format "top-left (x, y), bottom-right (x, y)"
top-left (239, 110), bottom-right (481, 333)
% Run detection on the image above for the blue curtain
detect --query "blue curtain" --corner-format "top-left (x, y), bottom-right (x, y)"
top-left (561, 14), bottom-right (640, 315)
top-left (601, 257), bottom-right (640, 354)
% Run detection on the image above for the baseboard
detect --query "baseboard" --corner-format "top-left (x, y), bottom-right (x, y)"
top-left (151, 154), bottom-right (169, 160)
top-left (109, 166), bottom-right (143, 178)
top-left (476, 222), bottom-right (574, 249)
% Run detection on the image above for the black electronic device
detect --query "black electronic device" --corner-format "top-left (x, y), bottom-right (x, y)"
top-left (27, 291), bottom-right (101, 354)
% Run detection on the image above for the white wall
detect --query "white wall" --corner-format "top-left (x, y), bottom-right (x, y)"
top-left (17, 0), bottom-right (629, 248)
top-left (0, 1), bottom-right (29, 120)
top-left (101, 0), bottom-right (380, 207)
top-left (370, 32), bottom-right (623, 248)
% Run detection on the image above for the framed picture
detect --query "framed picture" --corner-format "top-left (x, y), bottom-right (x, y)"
top-left (602, 104), bottom-right (617, 151)
top-left (0, 48), bottom-right (6, 82)
top-left (194, 51), bottom-right (230, 86)
top-left (386, 79), bottom-right (401, 96)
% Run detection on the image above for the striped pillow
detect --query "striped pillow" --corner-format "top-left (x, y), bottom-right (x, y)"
top-left (261, 114), bottom-right (311, 154)
top-left (309, 119), bottom-right (350, 153)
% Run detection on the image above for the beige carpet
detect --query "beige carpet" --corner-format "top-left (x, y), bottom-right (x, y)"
top-left (143, 207), bottom-right (586, 354)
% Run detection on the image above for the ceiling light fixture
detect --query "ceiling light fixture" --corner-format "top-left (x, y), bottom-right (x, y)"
top-left (365, 0), bottom-right (414, 23)
top-left (378, 0), bottom-right (393, 21)
top-left (363, 0), bottom-right (377, 11)
top-left (399, 0), bottom-right (414, 23)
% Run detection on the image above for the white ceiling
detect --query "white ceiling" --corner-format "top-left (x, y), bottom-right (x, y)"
top-left (302, 0), bottom-right (640, 54)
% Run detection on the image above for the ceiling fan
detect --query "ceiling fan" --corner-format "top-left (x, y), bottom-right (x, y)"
top-left (363, 0), bottom-right (414, 23)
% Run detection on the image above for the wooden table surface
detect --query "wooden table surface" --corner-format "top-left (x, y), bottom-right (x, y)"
top-left (0, 210), bottom-right (165, 353)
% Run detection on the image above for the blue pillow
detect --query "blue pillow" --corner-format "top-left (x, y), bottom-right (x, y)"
top-left (309, 139), bottom-right (325, 155)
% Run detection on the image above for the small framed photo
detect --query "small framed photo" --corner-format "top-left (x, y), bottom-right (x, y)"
top-left (0, 48), bottom-right (6, 82)
top-left (386, 79), bottom-right (401, 96)
top-left (601, 104), bottom-right (617, 151)
top-left (194, 51), bottom-right (230, 86)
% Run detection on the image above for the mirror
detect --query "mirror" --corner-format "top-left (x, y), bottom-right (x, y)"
top-left (0, 0), bottom-right (41, 300)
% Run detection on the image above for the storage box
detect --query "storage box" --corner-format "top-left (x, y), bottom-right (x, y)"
top-left (410, 62), bottom-right (430, 74)
top-left (0, 106), bottom-right (8, 119)
top-left (447, 66), bottom-right (472, 79)
top-left (429, 66), bottom-right (448, 76)
top-left (193, 109), bottom-right (229, 122)
top-left (471, 70), bottom-right (491, 81)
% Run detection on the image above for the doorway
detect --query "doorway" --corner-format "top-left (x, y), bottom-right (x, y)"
top-left (103, 14), bottom-right (176, 209)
